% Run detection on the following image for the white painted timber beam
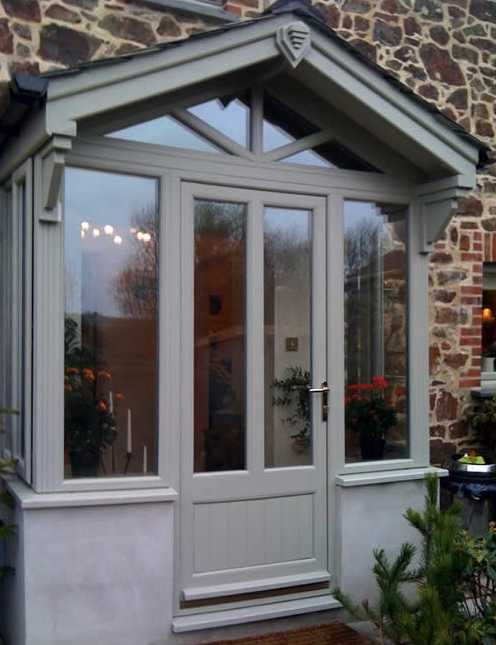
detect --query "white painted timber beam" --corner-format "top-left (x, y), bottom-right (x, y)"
top-left (38, 136), bottom-right (72, 223)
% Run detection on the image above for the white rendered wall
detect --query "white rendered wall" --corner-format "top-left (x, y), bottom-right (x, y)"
top-left (10, 499), bottom-right (175, 645)
top-left (335, 479), bottom-right (425, 603)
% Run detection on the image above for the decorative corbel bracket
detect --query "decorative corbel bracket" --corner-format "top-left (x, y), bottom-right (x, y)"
top-left (276, 21), bottom-right (311, 69)
top-left (37, 135), bottom-right (72, 223)
top-left (417, 176), bottom-right (474, 254)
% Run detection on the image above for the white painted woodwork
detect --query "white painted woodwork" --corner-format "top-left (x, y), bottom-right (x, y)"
top-left (178, 183), bottom-right (328, 608)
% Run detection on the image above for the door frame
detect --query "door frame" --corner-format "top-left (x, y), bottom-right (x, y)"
top-left (178, 181), bottom-right (329, 612)
top-left (66, 135), bottom-right (416, 611)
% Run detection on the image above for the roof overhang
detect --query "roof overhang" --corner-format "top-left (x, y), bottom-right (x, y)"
top-left (0, 7), bottom-right (487, 251)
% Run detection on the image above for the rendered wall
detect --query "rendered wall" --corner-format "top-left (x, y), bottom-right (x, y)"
top-left (335, 479), bottom-right (425, 602)
top-left (8, 499), bottom-right (175, 645)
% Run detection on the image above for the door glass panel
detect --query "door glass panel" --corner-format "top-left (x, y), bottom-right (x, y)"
top-left (264, 207), bottom-right (312, 468)
top-left (194, 200), bottom-right (247, 472)
top-left (344, 201), bottom-right (408, 463)
top-left (107, 115), bottom-right (220, 153)
top-left (64, 168), bottom-right (159, 478)
top-left (188, 96), bottom-right (250, 147)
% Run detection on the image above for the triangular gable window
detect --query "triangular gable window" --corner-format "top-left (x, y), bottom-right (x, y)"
top-left (104, 89), bottom-right (380, 172)
top-left (107, 115), bottom-right (221, 153)
top-left (188, 96), bottom-right (250, 148)
top-left (263, 93), bottom-right (318, 152)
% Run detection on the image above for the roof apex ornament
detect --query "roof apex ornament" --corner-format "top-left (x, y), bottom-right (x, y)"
top-left (276, 21), bottom-right (311, 68)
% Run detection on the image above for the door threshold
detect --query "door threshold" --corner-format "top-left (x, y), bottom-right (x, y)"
top-left (172, 594), bottom-right (342, 633)
top-left (182, 570), bottom-right (331, 601)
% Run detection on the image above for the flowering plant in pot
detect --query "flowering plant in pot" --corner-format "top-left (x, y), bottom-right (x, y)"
top-left (64, 318), bottom-right (117, 477)
top-left (345, 376), bottom-right (397, 461)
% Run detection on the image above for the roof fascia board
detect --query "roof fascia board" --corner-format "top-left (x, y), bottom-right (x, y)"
top-left (0, 109), bottom-right (48, 184)
top-left (45, 18), bottom-right (288, 136)
top-left (46, 16), bottom-right (287, 102)
top-left (309, 29), bottom-right (479, 170)
top-left (138, 0), bottom-right (238, 23)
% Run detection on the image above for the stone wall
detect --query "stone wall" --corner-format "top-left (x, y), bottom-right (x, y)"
top-left (1, 0), bottom-right (496, 462)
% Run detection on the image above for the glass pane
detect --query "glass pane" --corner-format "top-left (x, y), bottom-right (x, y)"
top-left (344, 201), bottom-right (408, 463)
top-left (188, 96), bottom-right (250, 147)
top-left (108, 115), bottom-right (220, 153)
top-left (64, 168), bottom-right (159, 478)
top-left (482, 263), bottom-right (496, 373)
top-left (263, 92), bottom-right (319, 152)
top-left (282, 149), bottom-right (335, 168)
top-left (194, 200), bottom-right (246, 472)
top-left (17, 182), bottom-right (26, 459)
top-left (2, 189), bottom-right (14, 457)
top-left (264, 207), bottom-right (312, 468)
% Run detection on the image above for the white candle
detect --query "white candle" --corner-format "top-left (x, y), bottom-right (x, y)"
top-left (143, 445), bottom-right (148, 474)
top-left (127, 409), bottom-right (132, 454)
top-left (108, 391), bottom-right (114, 414)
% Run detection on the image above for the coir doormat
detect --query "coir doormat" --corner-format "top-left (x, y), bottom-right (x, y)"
top-left (200, 622), bottom-right (371, 645)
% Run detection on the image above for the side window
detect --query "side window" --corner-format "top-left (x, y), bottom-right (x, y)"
top-left (482, 263), bottom-right (496, 380)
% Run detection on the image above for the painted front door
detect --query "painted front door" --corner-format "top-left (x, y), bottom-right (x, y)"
top-left (179, 182), bottom-right (329, 608)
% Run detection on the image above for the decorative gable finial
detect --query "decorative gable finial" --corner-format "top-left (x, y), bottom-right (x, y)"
top-left (276, 21), bottom-right (311, 68)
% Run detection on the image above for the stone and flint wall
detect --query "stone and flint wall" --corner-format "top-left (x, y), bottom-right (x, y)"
top-left (0, 0), bottom-right (495, 462)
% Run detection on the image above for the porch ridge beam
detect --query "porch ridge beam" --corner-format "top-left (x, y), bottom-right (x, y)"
top-left (171, 107), bottom-right (256, 161)
top-left (264, 129), bottom-right (334, 162)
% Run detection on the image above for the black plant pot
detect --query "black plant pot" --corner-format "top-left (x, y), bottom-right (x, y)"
top-left (69, 449), bottom-right (100, 477)
top-left (360, 435), bottom-right (386, 461)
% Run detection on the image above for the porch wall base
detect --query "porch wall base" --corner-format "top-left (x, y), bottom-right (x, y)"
top-left (1, 483), bottom-right (176, 645)
top-left (335, 477), bottom-right (429, 603)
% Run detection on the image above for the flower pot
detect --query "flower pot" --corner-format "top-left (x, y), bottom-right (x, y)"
top-left (69, 449), bottom-right (100, 477)
top-left (360, 435), bottom-right (386, 461)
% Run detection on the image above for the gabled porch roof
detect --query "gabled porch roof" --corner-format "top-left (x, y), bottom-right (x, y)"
top-left (0, 0), bottom-right (487, 189)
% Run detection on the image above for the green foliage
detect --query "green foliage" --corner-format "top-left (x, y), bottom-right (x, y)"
top-left (334, 474), bottom-right (496, 645)
top-left (345, 378), bottom-right (397, 439)
top-left (272, 366), bottom-right (311, 445)
top-left (0, 407), bottom-right (17, 579)
top-left (467, 396), bottom-right (496, 457)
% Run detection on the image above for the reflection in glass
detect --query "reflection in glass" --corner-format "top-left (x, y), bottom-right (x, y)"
top-left (108, 115), bottom-right (220, 153)
top-left (263, 92), bottom-right (318, 152)
top-left (282, 150), bottom-right (334, 168)
top-left (344, 201), bottom-right (408, 463)
top-left (64, 168), bottom-right (159, 478)
top-left (264, 208), bottom-right (312, 468)
top-left (188, 97), bottom-right (250, 147)
top-left (194, 200), bottom-right (246, 472)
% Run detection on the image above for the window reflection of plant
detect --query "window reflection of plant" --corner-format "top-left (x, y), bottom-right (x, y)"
top-left (272, 366), bottom-right (311, 449)
top-left (64, 317), bottom-right (117, 460)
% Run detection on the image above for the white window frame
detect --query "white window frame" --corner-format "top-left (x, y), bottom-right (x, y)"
top-left (27, 126), bottom-right (431, 493)
top-left (0, 160), bottom-right (33, 482)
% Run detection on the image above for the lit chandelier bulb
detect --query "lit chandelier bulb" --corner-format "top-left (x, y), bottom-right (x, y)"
top-left (92, 228), bottom-right (100, 238)
top-left (142, 233), bottom-right (151, 243)
top-left (104, 224), bottom-right (114, 235)
top-left (81, 221), bottom-right (89, 231)
top-left (80, 230), bottom-right (86, 239)
top-left (113, 235), bottom-right (122, 245)
top-left (137, 231), bottom-right (144, 241)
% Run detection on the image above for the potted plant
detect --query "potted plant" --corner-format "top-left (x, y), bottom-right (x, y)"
top-left (272, 366), bottom-right (311, 452)
top-left (346, 376), bottom-right (397, 461)
top-left (64, 318), bottom-right (117, 477)
top-left (467, 395), bottom-right (496, 461)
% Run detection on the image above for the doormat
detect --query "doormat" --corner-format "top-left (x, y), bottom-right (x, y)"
top-left (199, 622), bottom-right (371, 645)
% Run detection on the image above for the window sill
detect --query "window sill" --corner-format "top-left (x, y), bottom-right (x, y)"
top-left (336, 466), bottom-right (448, 488)
top-left (5, 476), bottom-right (178, 509)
